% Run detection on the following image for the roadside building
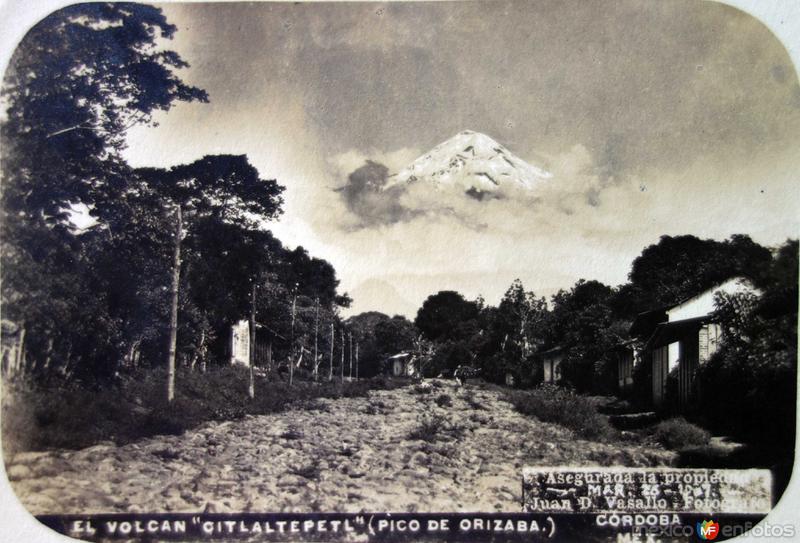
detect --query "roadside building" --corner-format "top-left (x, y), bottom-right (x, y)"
top-left (230, 319), bottom-right (250, 366)
top-left (629, 277), bottom-right (757, 411)
top-left (611, 340), bottom-right (638, 393)
top-left (385, 352), bottom-right (418, 378)
top-left (1, 320), bottom-right (25, 377)
top-left (539, 347), bottom-right (564, 384)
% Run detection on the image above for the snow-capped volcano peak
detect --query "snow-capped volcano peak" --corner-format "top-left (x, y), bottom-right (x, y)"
top-left (384, 130), bottom-right (552, 197)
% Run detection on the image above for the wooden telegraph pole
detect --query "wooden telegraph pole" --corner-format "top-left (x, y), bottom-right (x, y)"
top-left (313, 297), bottom-right (319, 382)
top-left (349, 332), bottom-right (353, 379)
top-left (248, 282), bottom-right (256, 399)
top-left (328, 323), bottom-right (334, 382)
top-left (290, 287), bottom-right (297, 387)
top-left (340, 327), bottom-right (345, 383)
top-left (166, 204), bottom-right (182, 403)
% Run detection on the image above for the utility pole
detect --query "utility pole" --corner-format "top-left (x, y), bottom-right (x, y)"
top-left (340, 327), bottom-right (345, 383)
top-left (248, 283), bottom-right (257, 399)
top-left (290, 285), bottom-right (297, 387)
top-left (349, 332), bottom-right (353, 379)
top-left (329, 323), bottom-right (334, 382)
top-left (313, 297), bottom-right (319, 382)
top-left (166, 204), bottom-right (182, 403)
top-left (355, 342), bottom-right (359, 380)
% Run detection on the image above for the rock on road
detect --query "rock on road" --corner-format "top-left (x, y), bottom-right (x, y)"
top-left (5, 380), bottom-right (675, 514)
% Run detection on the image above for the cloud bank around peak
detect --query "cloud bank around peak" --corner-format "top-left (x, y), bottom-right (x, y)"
top-left (329, 141), bottom-right (626, 230)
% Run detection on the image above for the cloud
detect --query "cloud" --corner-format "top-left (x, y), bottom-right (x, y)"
top-left (334, 141), bottom-right (627, 230)
top-left (128, 1), bottom-right (799, 319)
top-left (335, 160), bottom-right (415, 227)
top-left (539, 144), bottom-right (616, 211)
top-left (328, 147), bottom-right (420, 181)
top-left (327, 148), bottom-right (421, 228)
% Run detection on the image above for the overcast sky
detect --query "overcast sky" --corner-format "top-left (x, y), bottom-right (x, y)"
top-left (122, 0), bottom-right (800, 317)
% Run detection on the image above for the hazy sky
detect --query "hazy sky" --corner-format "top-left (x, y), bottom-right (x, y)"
top-left (123, 0), bottom-right (800, 317)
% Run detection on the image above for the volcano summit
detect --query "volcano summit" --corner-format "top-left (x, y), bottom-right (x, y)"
top-left (385, 130), bottom-right (552, 200)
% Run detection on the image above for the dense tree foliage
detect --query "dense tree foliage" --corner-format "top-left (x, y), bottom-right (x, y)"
top-left (1, 3), bottom-right (207, 232)
top-left (347, 234), bottom-right (794, 408)
top-left (345, 313), bottom-right (416, 378)
top-left (628, 234), bottom-right (772, 308)
top-left (0, 4), bottom-right (350, 386)
top-left (415, 291), bottom-right (480, 342)
top-left (544, 280), bottom-right (622, 392)
top-left (1, 3), bottom-right (205, 381)
top-left (696, 240), bottom-right (797, 452)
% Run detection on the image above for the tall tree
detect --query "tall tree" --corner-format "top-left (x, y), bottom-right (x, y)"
top-left (628, 234), bottom-right (771, 308)
top-left (482, 279), bottom-right (548, 383)
top-left (136, 155), bottom-right (284, 400)
top-left (545, 280), bottom-right (620, 392)
top-left (2, 3), bottom-right (207, 232)
top-left (415, 291), bottom-right (480, 342)
top-left (497, 279), bottom-right (547, 363)
top-left (697, 239), bottom-right (797, 456)
top-left (1, 3), bottom-right (207, 380)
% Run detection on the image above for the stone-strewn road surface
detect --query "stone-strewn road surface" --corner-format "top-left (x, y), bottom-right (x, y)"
top-left (5, 381), bottom-right (675, 514)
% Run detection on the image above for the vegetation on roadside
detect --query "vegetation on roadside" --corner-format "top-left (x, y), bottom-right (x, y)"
top-left (1, 366), bottom-right (402, 455)
top-left (506, 384), bottom-right (617, 441)
top-left (458, 388), bottom-right (489, 411)
top-left (435, 394), bottom-right (453, 408)
top-left (407, 413), bottom-right (465, 442)
top-left (694, 241), bottom-right (798, 453)
top-left (0, 1), bottom-right (794, 480)
top-left (650, 418), bottom-right (711, 451)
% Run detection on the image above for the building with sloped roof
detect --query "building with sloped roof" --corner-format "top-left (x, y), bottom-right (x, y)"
top-left (629, 277), bottom-right (758, 411)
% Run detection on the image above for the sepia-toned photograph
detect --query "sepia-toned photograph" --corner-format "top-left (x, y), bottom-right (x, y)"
top-left (0, 0), bottom-right (798, 541)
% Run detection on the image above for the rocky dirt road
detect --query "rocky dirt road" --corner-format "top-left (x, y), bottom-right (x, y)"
top-left (5, 380), bottom-right (675, 515)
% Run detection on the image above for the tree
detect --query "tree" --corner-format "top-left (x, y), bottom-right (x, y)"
top-left (482, 279), bottom-right (548, 384)
top-left (374, 317), bottom-right (417, 356)
top-left (415, 291), bottom-right (480, 342)
top-left (282, 246), bottom-right (351, 308)
top-left (696, 239), bottom-right (797, 456)
top-left (345, 312), bottom-right (392, 377)
top-left (136, 155), bottom-right (284, 401)
top-left (628, 235), bottom-right (771, 308)
top-left (545, 280), bottom-right (620, 392)
top-left (497, 280), bottom-right (547, 361)
top-left (2, 3), bottom-right (207, 232)
top-left (345, 313), bottom-right (417, 377)
top-left (1, 3), bottom-right (206, 381)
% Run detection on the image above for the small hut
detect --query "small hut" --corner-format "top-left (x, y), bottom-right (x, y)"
top-left (539, 347), bottom-right (564, 384)
top-left (385, 352), bottom-right (418, 378)
top-left (230, 319), bottom-right (250, 366)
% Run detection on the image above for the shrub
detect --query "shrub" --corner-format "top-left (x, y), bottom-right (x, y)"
top-left (412, 383), bottom-right (432, 394)
top-left (407, 414), bottom-right (464, 442)
top-left (461, 391), bottom-right (487, 410)
top-left (507, 384), bottom-right (616, 441)
top-left (280, 428), bottom-right (304, 440)
top-left (435, 394), bottom-right (453, 408)
top-left (652, 418), bottom-right (711, 451)
top-left (1, 367), bottom-right (403, 453)
top-left (291, 462), bottom-right (321, 480)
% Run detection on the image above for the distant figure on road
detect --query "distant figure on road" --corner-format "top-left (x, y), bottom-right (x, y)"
top-left (454, 365), bottom-right (467, 387)
top-left (454, 365), bottom-right (478, 387)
